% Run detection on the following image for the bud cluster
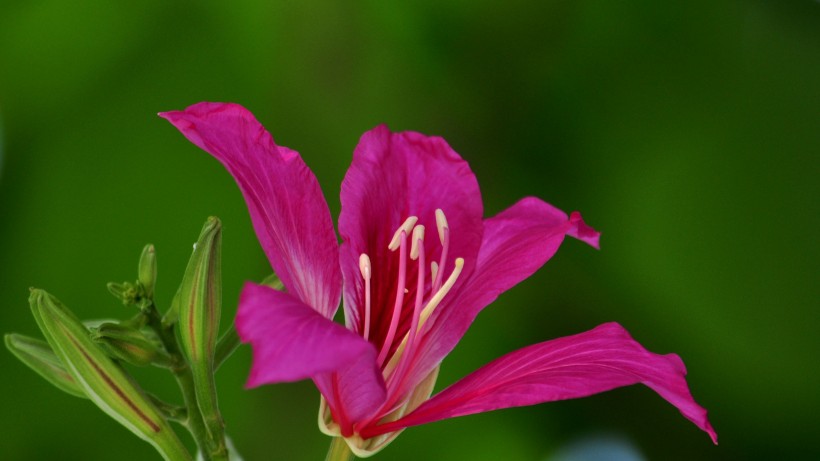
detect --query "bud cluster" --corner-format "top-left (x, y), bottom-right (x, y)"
top-left (5, 218), bottom-right (252, 461)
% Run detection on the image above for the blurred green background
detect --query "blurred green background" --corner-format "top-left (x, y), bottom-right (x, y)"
top-left (1, 1), bottom-right (817, 460)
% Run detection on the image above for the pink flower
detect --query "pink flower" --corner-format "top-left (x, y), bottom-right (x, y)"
top-left (161, 102), bottom-right (716, 456)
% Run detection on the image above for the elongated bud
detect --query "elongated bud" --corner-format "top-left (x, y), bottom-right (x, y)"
top-left (91, 322), bottom-right (171, 368)
top-left (5, 333), bottom-right (86, 399)
top-left (177, 217), bottom-right (226, 455)
top-left (138, 244), bottom-right (157, 299)
top-left (29, 289), bottom-right (191, 461)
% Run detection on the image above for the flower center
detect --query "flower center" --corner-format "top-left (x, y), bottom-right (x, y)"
top-left (358, 209), bottom-right (464, 376)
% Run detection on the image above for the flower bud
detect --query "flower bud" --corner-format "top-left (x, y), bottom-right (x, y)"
top-left (29, 289), bottom-right (191, 461)
top-left (91, 322), bottom-right (171, 368)
top-left (4, 333), bottom-right (86, 399)
top-left (177, 217), bottom-right (226, 453)
top-left (138, 244), bottom-right (157, 299)
top-left (106, 281), bottom-right (143, 307)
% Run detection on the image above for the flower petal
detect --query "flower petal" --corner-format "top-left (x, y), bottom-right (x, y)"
top-left (407, 197), bottom-right (598, 390)
top-left (160, 103), bottom-right (341, 318)
top-left (312, 359), bottom-right (388, 436)
top-left (235, 283), bottom-right (374, 384)
top-left (236, 282), bottom-right (386, 430)
top-left (338, 126), bottom-right (483, 340)
top-left (365, 323), bottom-right (717, 444)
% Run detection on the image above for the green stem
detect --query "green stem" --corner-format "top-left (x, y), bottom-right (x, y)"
top-left (325, 437), bottom-right (355, 461)
top-left (214, 324), bottom-right (240, 371)
top-left (175, 368), bottom-right (212, 458)
top-left (146, 303), bottom-right (228, 461)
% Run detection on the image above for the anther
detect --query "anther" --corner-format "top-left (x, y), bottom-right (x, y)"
top-left (358, 254), bottom-right (371, 280)
top-left (430, 261), bottom-right (439, 285)
top-left (359, 253), bottom-right (373, 340)
top-left (388, 216), bottom-right (418, 251)
top-left (434, 209), bottom-right (448, 245)
top-left (410, 225), bottom-right (425, 260)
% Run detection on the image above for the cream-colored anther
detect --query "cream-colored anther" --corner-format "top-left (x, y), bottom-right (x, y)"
top-left (410, 225), bottom-right (425, 260)
top-left (417, 257), bottom-right (464, 331)
top-left (430, 261), bottom-right (439, 285)
top-left (434, 209), bottom-right (449, 244)
top-left (358, 253), bottom-right (372, 280)
top-left (388, 216), bottom-right (419, 251)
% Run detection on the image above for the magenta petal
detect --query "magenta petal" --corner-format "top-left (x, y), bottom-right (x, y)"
top-left (367, 323), bottom-right (717, 444)
top-left (160, 103), bottom-right (341, 318)
top-left (407, 197), bottom-right (589, 389)
top-left (313, 358), bottom-right (388, 434)
top-left (236, 283), bottom-right (378, 384)
top-left (236, 283), bottom-right (386, 429)
top-left (338, 125), bottom-right (483, 333)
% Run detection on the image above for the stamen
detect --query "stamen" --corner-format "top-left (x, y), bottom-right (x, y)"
top-left (388, 216), bottom-right (418, 251)
top-left (432, 226), bottom-right (449, 293)
top-left (359, 253), bottom-right (372, 340)
top-left (430, 261), bottom-right (438, 286)
top-left (408, 237), bottom-right (426, 347)
top-left (383, 255), bottom-right (463, 395)
top-left (377, 230), bottom-right (408, 365)
top-left (384, 229), bottom-right (428, 384)
top-left (417, 258), bottom-right (464, 332)
top-left (410, 225), bottom-right (425, 260)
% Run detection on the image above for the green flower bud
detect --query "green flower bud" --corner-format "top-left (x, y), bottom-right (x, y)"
top-left (91, 322), bottom-right (172, 368)
top-left (29, 289), bottom-right (191, 461)
top-left (106, 281), bottom-right (144, 308)
top-left (138, 244), bottom-right (157, 299)
top-left (177, 217), bottom-right (226, 455)
top-left (4, 333), bottom-right (86, 399)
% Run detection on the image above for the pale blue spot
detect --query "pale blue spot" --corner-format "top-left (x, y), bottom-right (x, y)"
top-left (549, 434), bottom-right (645, 461)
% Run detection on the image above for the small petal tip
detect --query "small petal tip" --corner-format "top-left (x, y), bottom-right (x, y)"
top-left (568, 211), bottom-right (601, 249)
